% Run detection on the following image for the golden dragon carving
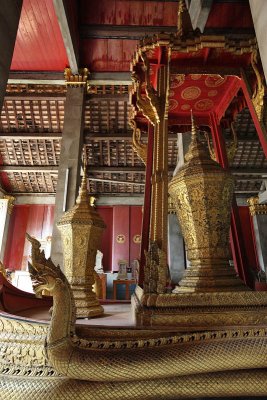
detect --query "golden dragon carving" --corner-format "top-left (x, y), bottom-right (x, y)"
top-left (205, 121), bottom-right (238, 163)
top-left (2, 234), bottom-right (267, 398)
top-left (129, 109), bottom-right (147, 165)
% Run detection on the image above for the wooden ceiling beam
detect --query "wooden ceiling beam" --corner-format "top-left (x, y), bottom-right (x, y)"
top-left (88, 177), bottom-right (145, 186)
top-left (4, 94), bottom-right (66, 101)
top-left (53, 0), bottom-right (79, 74)
top-left (0, 132), bottom-right (62, 139)
top-left (81, 25), bottom-right (177, 40)
top-left (0, 165), bottom-right (58, 173)
top-left (87, 93), bottom-right (129, 101)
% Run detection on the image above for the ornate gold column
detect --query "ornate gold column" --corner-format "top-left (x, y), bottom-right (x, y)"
top-left (57, 160), bottom-right (105, 318)
top-left (136, 50), bottom-right (170, 295)
top-left (248, 196), bottom-right (267, 276)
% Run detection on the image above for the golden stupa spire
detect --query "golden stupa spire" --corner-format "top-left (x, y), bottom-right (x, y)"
top-left (76, 147), bottom-right (88, 205)
top-left (191, 109), bottom-right (197, 137)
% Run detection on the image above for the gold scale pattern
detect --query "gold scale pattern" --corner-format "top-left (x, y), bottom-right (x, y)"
top-left (2, 235), bottom-right (267, 398)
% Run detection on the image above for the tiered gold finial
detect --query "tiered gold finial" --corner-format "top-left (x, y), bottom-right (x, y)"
top-left (191, 109), bottom-right (197, 136)
top-left (64, 67), bottom-right (89, 87)
top-left (247, 196), bottom-right (267, 216)
top-left (76, 148), bottom-right (88, 205)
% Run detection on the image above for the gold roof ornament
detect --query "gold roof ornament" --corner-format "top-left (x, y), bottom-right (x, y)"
top-left (247, 196), bottom-right (267, 216)
top-left (64, 67), bottom-right (89, 88)
top-left (169, 111), bottom-right (246, 292)
top-left (57, 151), bottom-right (106, 318)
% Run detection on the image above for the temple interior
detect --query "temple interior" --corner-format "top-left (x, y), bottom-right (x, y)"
top-left (1, 0), bottom-right (267, 399)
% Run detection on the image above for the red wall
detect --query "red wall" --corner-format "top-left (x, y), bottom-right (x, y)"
top-left (4, 204), bottom-right (142, 273)
top-left (4, 205), bottom-right (54, 270)
top-left (111, 205), bottom-right (142, 271)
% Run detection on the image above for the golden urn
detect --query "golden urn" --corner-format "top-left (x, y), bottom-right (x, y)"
top-left (57, 162), bottom-right (106, 317)
top-left (169, 115), bottom-right (245, 292)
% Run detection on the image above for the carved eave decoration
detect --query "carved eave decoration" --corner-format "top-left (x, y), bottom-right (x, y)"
top-left (129, 109), bottom-right (147, 165)
top-left (3, 195), bottom-right (15, 215)
top-left (64, 67), bottom-right (89, 88)
top-left (247, 196), bottom-right (267, 216)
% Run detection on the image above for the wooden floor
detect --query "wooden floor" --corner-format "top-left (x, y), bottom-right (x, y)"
top-left (16, 303), bottom-right (135, 327)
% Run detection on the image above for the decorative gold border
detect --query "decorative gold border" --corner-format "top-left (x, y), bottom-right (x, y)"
top-left (3, 195), bottom-right (15, 215)
top-left (247, 197), bottom-right (267, 216)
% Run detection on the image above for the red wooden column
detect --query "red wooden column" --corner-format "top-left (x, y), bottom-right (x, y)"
top-left (209, 112), bottom-right (251, 286)
top-left (138, 123), bottom-right (154, 286)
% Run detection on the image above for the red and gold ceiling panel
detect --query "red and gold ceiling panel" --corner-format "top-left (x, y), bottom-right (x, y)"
top-left (167, 74), bottom-right (241, 118)
top-left (11, 0), bottom-right (68, 71)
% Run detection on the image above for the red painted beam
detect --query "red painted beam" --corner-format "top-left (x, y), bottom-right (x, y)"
top-left (209, 112), bottom-right (251, 287)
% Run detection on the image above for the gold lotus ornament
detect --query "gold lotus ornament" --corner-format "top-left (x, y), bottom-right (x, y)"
top-left (169, 113), bottom-right (245, 292)
top-left (57, 160), bottom-right (106, 317)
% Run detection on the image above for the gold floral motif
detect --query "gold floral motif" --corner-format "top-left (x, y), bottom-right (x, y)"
top-left (168, 98), bottom-right (178, 111)
top-left (181, 86), bottom-right (201, 100)
top-left (194, 98), bottom-right (214, 111)
top-left (181, 104), bottom-right (191, 111)
top-left (133, 234), bottom-right (141, 244)
top-left (205, 75), bottom-right (227, 87)
top-left (170, 74), bottom-right (185, 88)
top-left (208, 89), bottom-right (218, 97)
top-left (190, 74), bottom-right (202, 80)
top-left (116, 234), bottom-right (126, 244)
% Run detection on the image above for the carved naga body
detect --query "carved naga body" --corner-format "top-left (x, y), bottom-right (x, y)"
top-left (1, 233), bottom-right (267, 399)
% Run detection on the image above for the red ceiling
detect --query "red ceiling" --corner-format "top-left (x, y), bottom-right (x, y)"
top-left (79, 0), bottom-right (177, 72)
top-left (11, 0), bottom-right (68, 71)
top-left (9, 0), bottom-right (254, 74)
top-left (167, 74), bottom-right (241, 119)
top-left (81, 38), bottom-right (137, 72)
top-left (205, 2), bottom-right (253, 29)
top-left (79, 0), bottom-right (177, 26)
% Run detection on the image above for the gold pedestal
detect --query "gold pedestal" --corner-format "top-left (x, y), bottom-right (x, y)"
top-left (134, 115), bottom-right (267, 328)
top-left (57, 163), bottom-right (105, 318)
top-left (133, 286), bottom-right (267, 329)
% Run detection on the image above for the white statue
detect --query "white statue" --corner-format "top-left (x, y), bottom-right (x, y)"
top-left (94, 250), bottom-right (104, 274)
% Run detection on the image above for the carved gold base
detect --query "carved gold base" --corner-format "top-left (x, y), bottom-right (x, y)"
top-left (175, 261), bottom-right (247, 293)
top-left (71, 286), bottom-right (104, 318)
top-left (133, 286), bottom-right (267, 329)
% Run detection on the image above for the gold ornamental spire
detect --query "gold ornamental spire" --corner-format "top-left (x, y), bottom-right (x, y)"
top-left (191, 109), bottom-right (197, 137)
top-left (57, 147), bottom-right (106, 318)
top-left (76, 149), bottom-right (88, 205)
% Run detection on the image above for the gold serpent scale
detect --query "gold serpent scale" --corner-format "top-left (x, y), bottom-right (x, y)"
top-left (1, 234), bottom-right (267, 398)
